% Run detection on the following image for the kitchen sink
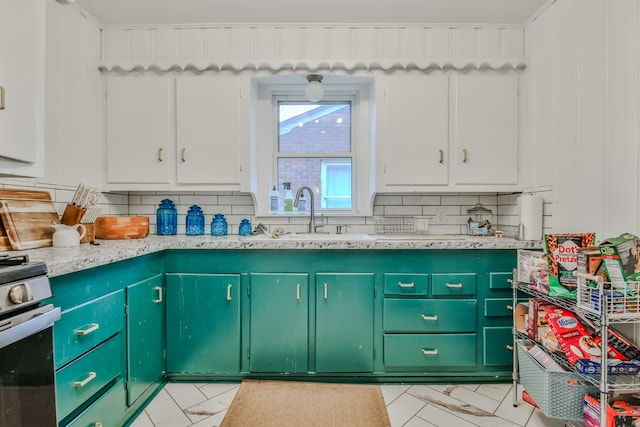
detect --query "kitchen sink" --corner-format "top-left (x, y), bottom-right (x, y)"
top-left (372, 234), bottom-right (466, 241)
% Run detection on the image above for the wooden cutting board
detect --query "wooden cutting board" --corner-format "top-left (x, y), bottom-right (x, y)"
top-left (0, 189), bottom-right (55, 251)
top-left (95, 216), bottom-right (149, 239)
top-left (0, 199), bottom-right (60, 250)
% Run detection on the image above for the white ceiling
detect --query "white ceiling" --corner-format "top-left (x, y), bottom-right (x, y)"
top-left (72, 0), bottom-right (549, 27)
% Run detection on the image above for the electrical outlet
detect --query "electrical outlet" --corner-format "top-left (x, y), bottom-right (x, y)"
top-left (431, 207), bottom-right (446, 225)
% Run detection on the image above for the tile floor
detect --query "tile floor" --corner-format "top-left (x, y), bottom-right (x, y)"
top-left (130, 382), bottom-right (576, 427)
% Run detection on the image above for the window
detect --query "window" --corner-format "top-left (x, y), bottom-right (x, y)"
top-left (276, 101), bottom-right (353, 211)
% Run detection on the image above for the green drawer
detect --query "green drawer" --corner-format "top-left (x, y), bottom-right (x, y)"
top-left (483, 326), bottom-right (514, 366)
top-left (384, 334), bottom-right (476, 368)
top-left (484, 298), bottom-right (513, 317)
top-left (432, 273), bottom-right (476, 296)
top-left (383, 274), bottom-right (429, 296)
top-left (55, 290), bottom-right (125, 369)
top-left (56, 335), bottom-right (123, 421)
top-left (66, 379), bottom-right (126, 427)
top-left (384, 299), bottom-right (476, 332)
top-left (489, 272), bottom-right (513, 290)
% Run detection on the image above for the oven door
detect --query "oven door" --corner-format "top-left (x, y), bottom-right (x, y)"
top-left (0, 305), bottom-right (61, 427)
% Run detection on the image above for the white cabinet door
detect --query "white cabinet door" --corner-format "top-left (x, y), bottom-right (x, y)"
top-left (384, 75), bottom-right (449, 186)
top-left (176, 76), bottom-right (240, 185)
top-left (0, 0), bottom-right (44, 168)
top-left (106, 76), bottom-right (171, 184)
top-left (452, 74), bottom-right (519, 185)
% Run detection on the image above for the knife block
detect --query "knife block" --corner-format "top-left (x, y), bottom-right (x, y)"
top-left (61, 204), bottom-right (86, 226)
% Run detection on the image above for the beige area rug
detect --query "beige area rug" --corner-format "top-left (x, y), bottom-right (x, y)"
top-left (219, 379), bottom-right (392, 427)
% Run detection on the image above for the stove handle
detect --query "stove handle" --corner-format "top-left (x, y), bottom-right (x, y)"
top-left (0, 306), bottom-right (61, 349)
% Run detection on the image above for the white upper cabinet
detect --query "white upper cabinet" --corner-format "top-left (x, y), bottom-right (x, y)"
top-left (451, 74), bottom-right (519, 185)
top-left (384, 74), bottom-right (449, 187)
top-left (379, 72), bottom-right (520, 192)
top-left (0, 0), bottom-right (45, 176)
top-left (176, 76), bottom-right (241, 185)
top-left (106, 76), bottom-right (172, 184)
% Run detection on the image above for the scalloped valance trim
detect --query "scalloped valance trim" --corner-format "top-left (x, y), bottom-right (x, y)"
top-left (98, 59), bottom-right (527, 73)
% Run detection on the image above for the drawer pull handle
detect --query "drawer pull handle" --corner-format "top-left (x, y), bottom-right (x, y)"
top-left (152, 286), bottom-right (163, 303)
top-left (506, 304), bottom-right (513, 311)
top-left (421, 314), bottom-right (438, 321)
top-left (445, 282), bottom-right (463, 288)
top-left (398, 282), bottom-right (415, 288)
top-left (421, 349), bottom-right (438, 355)
top-left (74, 371), bottom-right (97, 387)
top-left (74, 323), bottom-right (99, 336)
top-left (227, 284), bottom-right (232, 301)
top-left (94, 423), bottom-right (103, 427)
top-left (296, 284), bottom-right (300, 301)
top-left (506, 345), bottom-right (514, 351)
top-left (324, 283), bottom-right (328, 300)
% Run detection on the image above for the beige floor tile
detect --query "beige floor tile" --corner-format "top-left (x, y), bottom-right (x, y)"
top-left (129, 411), bottom-right (154, 427)
top-left (165, 383), bottom-right (208, 409)
top-left (386, 392), bottom-right (427, 427)
top-left (144, 389), bottom-right (193, 427)
top-left (381, 384), bottom-right (412, 405)
top-left (183, 396), bottom-right (229, 424)
top-left (199, 382), bottom-right (241, 400)
top-left (415, 403), bottom-right (478, 427)
top-left (476, 383), bottom-right (512, 402)
top-left (493, 390), bottom-right (535, 426)
top-left (427, 384), bottom-right (502, 414)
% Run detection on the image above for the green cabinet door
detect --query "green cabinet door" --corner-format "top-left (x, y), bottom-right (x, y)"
top-left (249, 273), bottom-right (309, 373)
top-left (315, 273), bottom-right (375, 372)
top-left (165, 273), bottom-right (241, 374)
top-left (127, 274), bottom-right (165, 406)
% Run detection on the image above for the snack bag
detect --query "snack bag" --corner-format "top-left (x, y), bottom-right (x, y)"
top-left (545, 307), bottom-right (601, 364)
top-left (544, 233), bottom-right (596, 298)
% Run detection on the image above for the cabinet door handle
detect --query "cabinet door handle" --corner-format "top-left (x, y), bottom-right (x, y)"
top-left (94, 423), bottom-right (103, 427)
top-left (296, 284), bottom-right (300, 300)
top-left (74, 323), bottom-right (99, 336)
top-left (421, 349), bottom-right (438, 355)
top-left (73, 371), bottom-right (97, 387)
top-left (506, 304), bottom-right (513, 311)
top-left (158, 148), bottom-right (163, 162)
top-left (445, 282), bottom-right (463, 288)
top-left (438, 149), bottom-right (444, 164)
top-left (227, 284), bottom-right (232, 301)
top-left (0, 86), bottom-right (5, 110)
top-left (324, 283), bottom-right (328, 300)
top-left (181, 148), bottom-right (186, 162)
top-left (506, 345), bottom-right (514, 351)
top-left (421, 314), bottom-right (438, 321)
top-left (398, 281), bottom-right (415, 288)
top-left (152, 286), bottom-right (163, 303)
top-left (462, 148), bottom-right (468, 163)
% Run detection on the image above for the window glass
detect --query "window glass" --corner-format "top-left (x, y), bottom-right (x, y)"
top-left (276, 101), bottom-right (353, 211)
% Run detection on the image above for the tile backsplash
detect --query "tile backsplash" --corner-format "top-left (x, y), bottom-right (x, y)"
top-left (0, 179), bottom-right (550, 236)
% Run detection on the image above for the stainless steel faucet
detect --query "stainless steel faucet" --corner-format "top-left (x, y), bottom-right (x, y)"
top-left (294, 186), bottom-right (322, 233)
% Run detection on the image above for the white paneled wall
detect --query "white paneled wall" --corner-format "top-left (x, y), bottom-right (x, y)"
top-left (100, 25), bottom-right (524, 70)
top-left (523, 0), bottom-right (640, 238)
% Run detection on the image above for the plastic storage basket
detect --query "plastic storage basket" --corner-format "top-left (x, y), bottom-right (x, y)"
top-left (516, 339), bottom-right (598, 420)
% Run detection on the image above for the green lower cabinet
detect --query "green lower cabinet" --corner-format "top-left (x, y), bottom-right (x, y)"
top-left (315, 273), bottom-right (375, 373)
top-left (384, 333), bottom-right (477, 369)
top-left (483, 326), bottom-right (514, 366)
top-left (249, 273), bottom-right (309, 373)
top-left (66, 379), bottom-right (126, 427)
top-left (127, 274), bottom-right (165, 405)
top-left (56, 335), bottom-right (123, 421)
top-left (166, 273), bottom-right (241, 374)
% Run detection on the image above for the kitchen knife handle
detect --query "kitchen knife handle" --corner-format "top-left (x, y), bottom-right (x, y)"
top-left (158, 148), bottom-right (163, 162)
top-left (152, 286), bottom-right (163, 303)
top-left (438, 149), bottom-right (444, 164)
top-left (227, 284), bottom-right (232, 301)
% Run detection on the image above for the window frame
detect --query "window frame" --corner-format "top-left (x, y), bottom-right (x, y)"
top-left (272, 94), bottom-right (359, 215)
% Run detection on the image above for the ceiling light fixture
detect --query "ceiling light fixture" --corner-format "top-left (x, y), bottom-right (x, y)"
top-left (305, 74), bottom-right (324, 102)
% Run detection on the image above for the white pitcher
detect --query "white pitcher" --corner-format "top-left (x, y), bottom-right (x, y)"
top-left (52, 223), bottom-right (87, 247)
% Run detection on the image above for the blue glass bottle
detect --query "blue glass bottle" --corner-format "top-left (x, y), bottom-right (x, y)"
top-left (239, 219), bottom-right (252, 236)
top-left (185, 205), bottom-right (205, 236)
top-left (156, 199), bottom-right (177, 235)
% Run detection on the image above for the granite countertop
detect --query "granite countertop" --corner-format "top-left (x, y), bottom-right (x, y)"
top-left (13, 234), bottom-right (542, 278)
